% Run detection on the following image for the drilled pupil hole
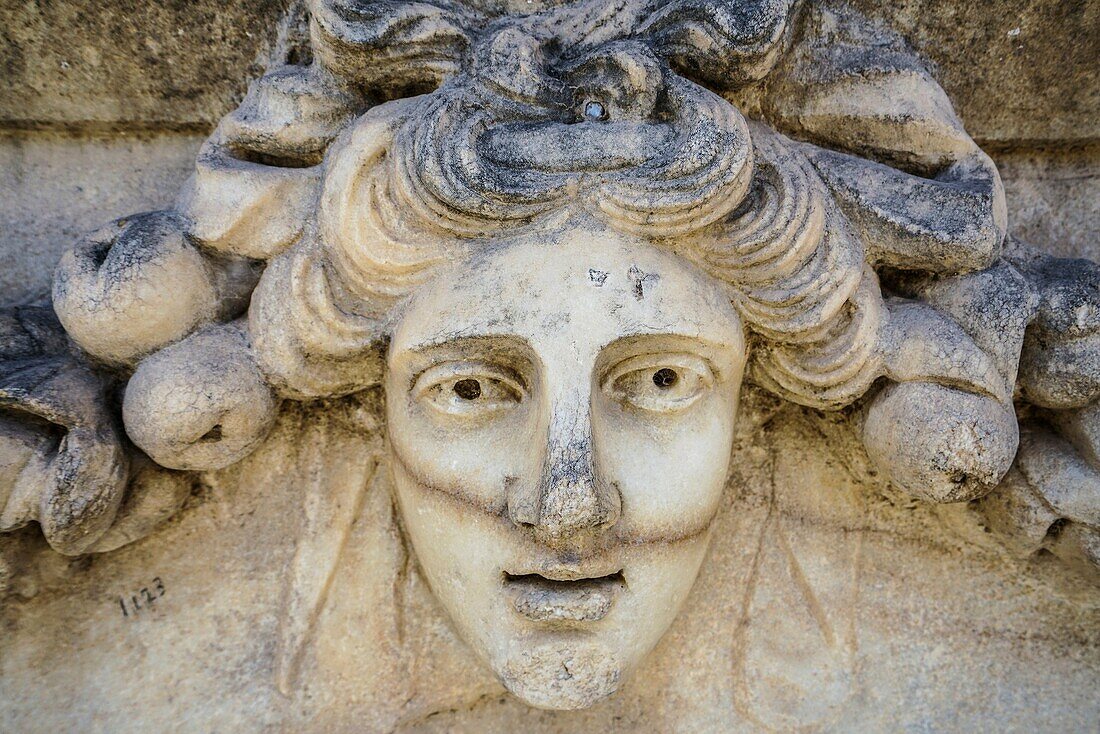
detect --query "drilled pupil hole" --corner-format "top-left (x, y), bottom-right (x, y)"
top-left (582, 99), bottom-right (608, 122)
top-left (454, 379), bottom-right (482, 400)
top-left (653, 368), bottom-right (678, 388)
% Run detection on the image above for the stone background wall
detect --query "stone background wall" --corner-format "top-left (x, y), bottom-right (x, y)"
top-left (1, 1), bottom-right (1098, 306)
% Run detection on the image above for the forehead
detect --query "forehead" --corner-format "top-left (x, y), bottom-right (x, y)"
top-left (390, 226), bottom-right (744, 357)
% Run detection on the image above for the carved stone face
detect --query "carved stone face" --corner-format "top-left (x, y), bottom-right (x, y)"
top-left (385, 224), bottom-right (746, 709)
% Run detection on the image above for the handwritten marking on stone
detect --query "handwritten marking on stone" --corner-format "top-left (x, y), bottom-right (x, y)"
top-left (117, 576), bottom-right (166, 617)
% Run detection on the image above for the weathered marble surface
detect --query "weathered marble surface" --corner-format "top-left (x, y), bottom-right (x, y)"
top-left (0, 1), bottom-right (1098, 731)
top-left (0, 132), bottom-right (205, 305)
top-left (0, 0), bottom-right (297, 132)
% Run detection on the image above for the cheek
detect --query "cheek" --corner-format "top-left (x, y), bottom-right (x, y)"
top-left (388, 458), bottom-right (526, 666)
top-left (384, 373), bottom-right (542, 513)
top-left (594, 384), bottom-right (737, 540)
top-left (390, 459), bottom-right (509, 596)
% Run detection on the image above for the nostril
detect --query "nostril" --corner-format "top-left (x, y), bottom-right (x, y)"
top-left (505, 475), bottom-right (541, 528)
top-left (599, 483), bottom-right (622, 529)
top-left (509, 505), bottom-right (540, 529)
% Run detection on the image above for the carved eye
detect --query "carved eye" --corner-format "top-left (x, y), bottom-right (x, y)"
top-left (414, 362), bottom-right (524, 417)
top-left (604, 354), bottom-right (714, 414)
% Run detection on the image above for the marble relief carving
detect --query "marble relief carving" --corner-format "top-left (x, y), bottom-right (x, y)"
top-left (1, 0), bottom-right (1098, 716)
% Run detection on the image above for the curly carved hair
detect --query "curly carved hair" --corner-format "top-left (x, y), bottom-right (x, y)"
top-left (35, 0), bottom-right (1017, 534)
top-left (248, 19), bottom-right (882, 410)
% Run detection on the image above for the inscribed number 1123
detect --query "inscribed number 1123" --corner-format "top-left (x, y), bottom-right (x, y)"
top-left (118, 577), bottom-right (166, 617)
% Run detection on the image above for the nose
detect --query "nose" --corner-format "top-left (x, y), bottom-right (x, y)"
top-left (507, 391), bottom-right (621, 539)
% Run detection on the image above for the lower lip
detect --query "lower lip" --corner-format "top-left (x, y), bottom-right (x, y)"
top-left (503, 572), bottom-right (625, 624)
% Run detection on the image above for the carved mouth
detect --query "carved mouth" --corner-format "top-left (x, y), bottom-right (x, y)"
top-left (503, 571), bottom-right (625, 624)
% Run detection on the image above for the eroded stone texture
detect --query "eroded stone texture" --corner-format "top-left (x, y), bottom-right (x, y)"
top-left (2, 0), bottom-right (1095, 145)
top-left (0, 0), bottom-right (297, 131)
top-left (0, 0), bottom-right (1098, 731)
top-left (998, 145), bottom-right (1100, 262)
top-left (0, 132), bottom-right (205, 306)
top-left (850, 0), bottom-right (1100, 147)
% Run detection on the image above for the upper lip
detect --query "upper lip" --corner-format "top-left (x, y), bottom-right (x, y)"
top-left (503, 554), bottom-right (624, 581)
top-left (504, 570), bottom-right (624, 585)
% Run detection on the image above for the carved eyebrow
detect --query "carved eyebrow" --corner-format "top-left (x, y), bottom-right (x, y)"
top-left (602, 332), bottom-right (734, 351)
top-left (397, 333), bottom-right (534, 358)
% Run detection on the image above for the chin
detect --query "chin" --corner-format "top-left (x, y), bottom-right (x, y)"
top-left (498, 636), bottom-right (624, 710)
